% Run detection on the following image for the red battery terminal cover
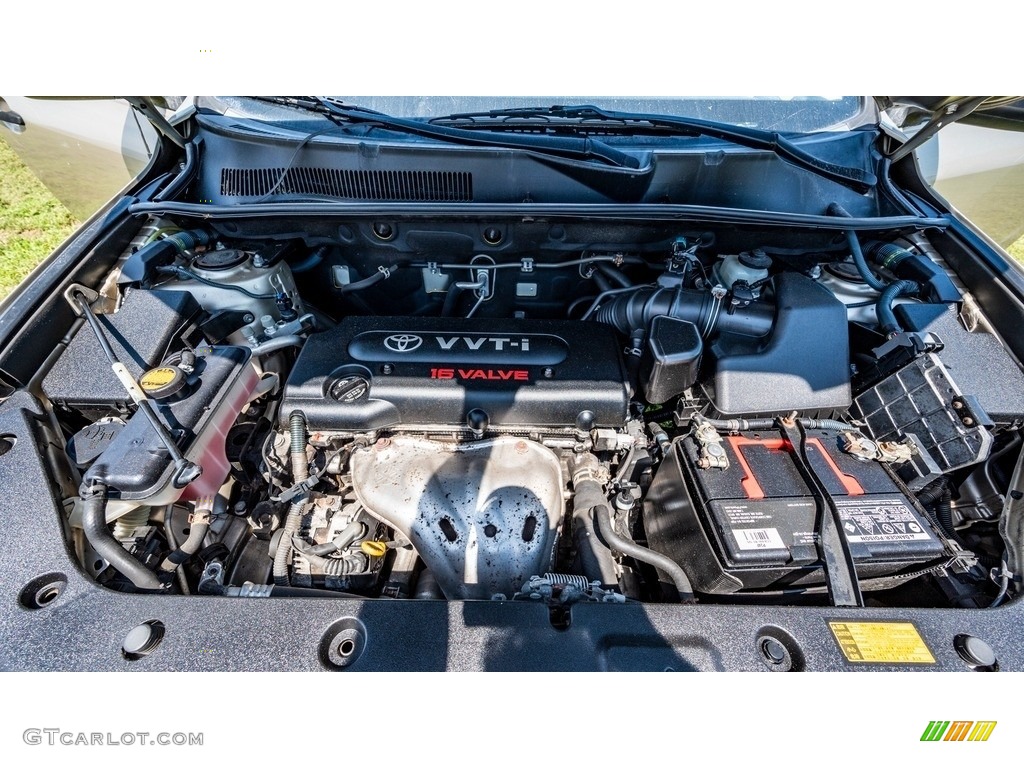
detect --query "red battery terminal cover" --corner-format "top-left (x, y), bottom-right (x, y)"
top-left (726, 435), bottom-right (865, 500)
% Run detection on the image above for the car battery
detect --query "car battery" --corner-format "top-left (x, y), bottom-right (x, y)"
top-left (643, 428), bottom-right (948, 593)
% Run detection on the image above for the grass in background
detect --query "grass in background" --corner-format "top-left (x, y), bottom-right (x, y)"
top-left (1011, 237), bottom-right (1024, 262)
top-left (0, 139), bottom-right (79, 300)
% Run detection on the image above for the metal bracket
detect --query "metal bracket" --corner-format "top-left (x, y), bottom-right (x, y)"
top-left (63, 284), bottom-right (100, 316)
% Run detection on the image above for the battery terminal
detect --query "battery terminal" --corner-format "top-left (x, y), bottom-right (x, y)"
top-left (694, 421), bottom-right (729, 469)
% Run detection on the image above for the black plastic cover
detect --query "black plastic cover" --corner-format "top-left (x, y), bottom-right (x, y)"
top-left (281, 316), bottom-right (629, 431)
top-left (640, 316), bottom-right (703, 403)
top-left (66, 420), bottom-right (125, 468)
top-left (895, 302), bottom-right (1024, 423)
top-left (644, 428), bottom-right (946, 593)
top-left (876, 249), bottom-right (961, 304)
top-left (704, 272), bottom-right (852, 416)
top-left (42, 290), bottom-right (201, 415)
top-left (117, 239), bottom-right (178, 285)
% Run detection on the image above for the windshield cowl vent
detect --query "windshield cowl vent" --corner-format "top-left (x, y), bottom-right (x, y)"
top-left (219, 167), bottom-right (473, 201)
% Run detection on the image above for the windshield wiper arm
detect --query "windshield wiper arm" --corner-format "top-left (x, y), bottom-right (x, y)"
top-left (431, 104), bottom-right (877, 191)
top-left (258, 97), bottom-right (645, 170)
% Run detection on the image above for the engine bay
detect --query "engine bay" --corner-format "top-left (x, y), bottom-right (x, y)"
top-left (36, 212), bottom-right (1024, 611)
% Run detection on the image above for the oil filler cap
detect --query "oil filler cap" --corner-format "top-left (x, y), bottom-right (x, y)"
top-left (139, 366), bottom-right (186, 399)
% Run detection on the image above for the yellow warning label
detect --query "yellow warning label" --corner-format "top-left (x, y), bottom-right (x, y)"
top-left (828, 621), bottom-right (935, 664)
top-left (140, 367), bottom-right (178, 390)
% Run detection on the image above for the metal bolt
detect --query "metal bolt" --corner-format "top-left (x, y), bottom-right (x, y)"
top-left (963, 417), bottom-right (975, 426)
top-left (381, 364), bottom-right (393, 375)
top-left (543, 367), bottom-right (554, 379)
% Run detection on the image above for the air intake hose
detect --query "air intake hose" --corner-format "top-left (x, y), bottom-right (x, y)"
top-left (593, 286), bottom-right (774, 338)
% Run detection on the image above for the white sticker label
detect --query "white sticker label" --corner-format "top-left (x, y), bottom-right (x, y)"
top-left (733, 527), bottom-right (786, 550)
top-left (835, 500), bottom-right (933, 543)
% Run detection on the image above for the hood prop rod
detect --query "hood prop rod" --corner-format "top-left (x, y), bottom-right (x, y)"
top-left (70, 290), bottom-right (201, 489)
top-left (122, 97), bottom-right (187, 149)
top-left (888, 96), bottom-right (990, 164)
top-left (777, 415), bottom-right (864, 607)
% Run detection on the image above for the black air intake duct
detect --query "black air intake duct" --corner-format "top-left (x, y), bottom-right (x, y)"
top-left (593, 286), bottom-right (774, 338)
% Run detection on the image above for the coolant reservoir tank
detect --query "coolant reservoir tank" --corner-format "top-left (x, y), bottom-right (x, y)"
top-left (715, 250), bottom-right (772, 288)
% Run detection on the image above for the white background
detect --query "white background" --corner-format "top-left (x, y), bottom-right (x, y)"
top-left (1, 1), bottom-right (1018, 764)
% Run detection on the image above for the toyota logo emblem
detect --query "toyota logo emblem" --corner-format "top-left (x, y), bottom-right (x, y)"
top-left (384, 334), bottom-right (423, 353)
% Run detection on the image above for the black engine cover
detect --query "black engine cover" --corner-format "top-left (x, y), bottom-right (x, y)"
top-left (281, 316), bottom-right (629, 431)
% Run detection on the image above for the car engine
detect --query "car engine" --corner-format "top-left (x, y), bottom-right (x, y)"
top-left (40, 215), bottom-right (1024, 610)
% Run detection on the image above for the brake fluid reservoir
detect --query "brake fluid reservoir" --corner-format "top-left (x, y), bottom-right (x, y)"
top-left (715, 250), bottom-right (772, 289)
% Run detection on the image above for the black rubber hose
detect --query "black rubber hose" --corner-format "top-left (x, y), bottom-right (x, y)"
top-left (845, 230), bottom-right (888, 291)
top-left (935, 484), bottom-right (955, 538)
top-left (827, 204), bottom-right (887, 292)
top-left (164, 229), bottom-right (212, 252)
top-left (306, 521), bottom-right (366, 556)
top-left (441, 284), bottom-right (464, 317)
top-left (990, 557), bottom-right (1010, 608)
top-left (291, 537), bottom-right (369, 576)
top-left (570, 477), bottom-right (621, 589)
top-left (81, 490), bottom-right (163, 590)
top-left (162, 521), bottom-right (209, 567)
top-left (290, 245), bottom-right (328, 274)
top-left (648, 421), bottom-right (671, 456)
top-left (414, 569), bottom-right (444, 600)
top-left (916, 479), bottom-right (947, 508)
top-left (578, 285), bottom-right (648, 320)
top-left (339, 265), bottom-right (402, 294)
top-left (597, 263), bottom-right (633, 288)
top-left (873, 243), bottom-right (914, 272)
top-left (594, 502), bottom-right (695, 602)
top-left (876, 279), bottom-right (919, 337)
top-left (593, 286), bottom-right (774, 338)
top-left (273, 412), bottom-right (309, 586)
top-left (916, 479), bottom-right (956, 539)
top-left (590, 269), bottom-right (614, 294)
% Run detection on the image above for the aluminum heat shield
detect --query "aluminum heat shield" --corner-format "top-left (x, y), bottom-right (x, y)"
top-left (349, 436), bottom-right (564, 599)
